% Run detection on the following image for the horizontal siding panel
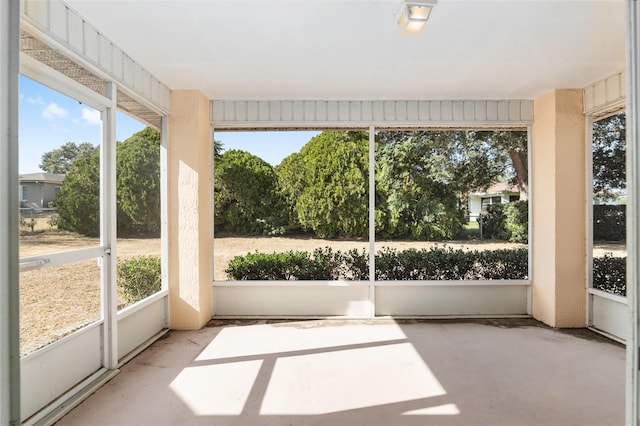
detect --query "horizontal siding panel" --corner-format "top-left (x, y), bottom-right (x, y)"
top-left (49, 1), bottom-right (67, 42)
top-left (373, 101), bottom-right (384, 121)
top-left (452, 101), bottom-right (464, 121)
top-left (362, 101), bottom-right (373, 121)
top-left (407, 101), bottom-right (419, 121)
top-left (338, 101), bottom-right (350, 121)
top-left (234, 102), bottom-right (246, 122)
top-left (396, 101), bottom-right (407, 121)
top-left (210, 100), bottom-right (534, 127)
top-left (350, 102), bottom-right (362, 122)
top-left (384, 101), bottom-right (395, 120)
top-left (258, 101), bottom-right (270, 121)
top-left (293, 101), bottom-right (304, 121)
top-left (583, 71), bottom-right (626, 116)
top-left (304, 101), bottom-right (315, 121)
top-left (441, 101), bottom-right (453, 121)
top-left (23, 0), bottom-right (171, 114)
top-left (327, 101), bottom-right (339, 121)
top-left (418, 101), bottom-right (430, 121)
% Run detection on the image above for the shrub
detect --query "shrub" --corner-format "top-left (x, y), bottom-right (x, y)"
top-left (19, 216), bottom-right (37, 234)
top-left (593, 253), bottom-right (626, 296)
top-left (477, 200), bottom-right (528, 243)
top-left (375, 247), bottom-right (527, 280)
top-left (477, 204), bottom-right (508, 240)
top-left (226, 248), bottom-right (342, 280)
top-left (593, 204), bottom-right (625, 242)
top-left (226, 247), bottom-right (528, 281)
top-left (504, 200), bottom-right (528, 243)
top-left (117, 256), bottom-right (161, 304)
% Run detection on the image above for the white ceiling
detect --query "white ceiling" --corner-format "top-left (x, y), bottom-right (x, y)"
top-left (65, 0), bottom-right (626, 101)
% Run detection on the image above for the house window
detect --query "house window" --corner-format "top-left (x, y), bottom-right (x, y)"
top-left (19, 185), bottom-right (26, 201)
top-left (509, 195), bottom-right (520, 202)
top-left (481, 196), bottom-right (502, 212)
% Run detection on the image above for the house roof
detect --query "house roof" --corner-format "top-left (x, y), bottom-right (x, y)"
top-left (19, 173), bottom-right (65, 184)
top-left (64, 0), bottom-right (625, 102)
top-left (471, 182), bottom-right (520, 196)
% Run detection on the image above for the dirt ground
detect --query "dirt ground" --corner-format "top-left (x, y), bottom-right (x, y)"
top-left (18, 230), bottom-right (626, 355)
top-left (19, 232), bottom-right (160, 355)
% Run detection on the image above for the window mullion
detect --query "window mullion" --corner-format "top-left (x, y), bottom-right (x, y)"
top-left (100, 81), bottom-right (118, 369)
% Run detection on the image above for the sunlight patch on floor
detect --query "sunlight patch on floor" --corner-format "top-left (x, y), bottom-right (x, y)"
top-left (169, 360), bottom-right (263, 416)
top-left (260, 342), bottom-right (446, 415)
top-left (403, 403), bottom-right (461, 415)
top-left (196, 321), bottom-right (408, 360)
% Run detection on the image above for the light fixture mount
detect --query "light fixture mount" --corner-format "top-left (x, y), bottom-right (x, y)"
top-left (396, 0), bottom-right (437, 35)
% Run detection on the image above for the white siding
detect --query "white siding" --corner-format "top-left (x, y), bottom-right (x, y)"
top-left (21, 0), bottom-right (171, 114)
top-left (584, 71), bottom-right (626, 117)
top-left (211, 100), bottom-right (534, 128)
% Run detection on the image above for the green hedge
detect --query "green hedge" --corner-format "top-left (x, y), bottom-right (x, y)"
top-left (226, 247), bottom-right (528, 281)
top-left (593, 204), bottom-right (625, 241)
top-left (593, 253), bottom-right (626, 296)
top-left (117, 256), bottom-right (161, 304)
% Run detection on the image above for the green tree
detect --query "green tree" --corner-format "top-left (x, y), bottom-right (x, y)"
top-left (55, 153), bottom-right (100, 236)
top-left (593, 112), bottom-right (625, 199)
top-left (54, 127), bottom-right (161, 237)
top-left (487, 130), bottom-right (528, 198)
top-left (214, 149), bottom-right (288, 235)
top-left (276, 131), bottom-right (369, 239)
top-left (374, 130), bottom-right (520, 239)
top-left (40, 141), bottom-right (98, 174)
top-left (117, 127), bottom-right (161, 235)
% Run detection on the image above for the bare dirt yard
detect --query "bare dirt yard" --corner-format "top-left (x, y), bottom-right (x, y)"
top-left (19, 231), bottom-right (160, 355)
top-left (19, 229), bottom-right (626, 355)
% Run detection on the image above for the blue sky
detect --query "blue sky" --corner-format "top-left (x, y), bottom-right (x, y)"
top-left (20, 74), bottom-right (319, 173)
top-left (215, 131), bottom-right (320, 166)
top-left (19, 75), bottom-right (146, 173)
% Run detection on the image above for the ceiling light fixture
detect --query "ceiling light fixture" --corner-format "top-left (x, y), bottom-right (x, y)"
top-left (396, 0), bottom-right (437, 35)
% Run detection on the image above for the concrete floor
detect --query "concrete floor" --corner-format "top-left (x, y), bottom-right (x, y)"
top-left (57, 319), bottom-right (625, 426)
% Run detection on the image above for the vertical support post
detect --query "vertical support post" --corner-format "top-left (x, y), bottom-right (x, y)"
top-left (160, 116), bottom-right (169, 325)
top-left (531, 89), bottom-right (587, 327)
top-left (368, 126), bottom-right (376, 317)
top-left (585, 116), bottom-right (594, 328)
top-left (526, 124), bottom-right (533, 316)
top-left (167, 90), bottom-right (212, 329)
top-left (100, 82), bottom-right (118, 369)
top-left (626, 0), bottom-right (640, 423)
top-left (0, 0), bottom-right (21, 423)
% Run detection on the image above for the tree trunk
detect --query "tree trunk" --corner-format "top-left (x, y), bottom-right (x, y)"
top-left (509, 150), bottom-right (528, 199)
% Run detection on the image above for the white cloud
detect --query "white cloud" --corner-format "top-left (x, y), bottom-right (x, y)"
top-left (80, 108), bottom-right (101, 126)
top-left (27, 95), bottom-right (46, 105)
top-left (42, 102), bottom-right (67, 120)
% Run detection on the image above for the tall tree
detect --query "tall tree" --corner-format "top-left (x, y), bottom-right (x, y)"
top-left (55, 154), bottom-right (100, 236)
top-left (117, 127), bottom-right (161, 235)
top-left (215, 149), bottom-right (288, 235)
top-left (54, 127), bottom-right (161, 236)
top-left (40, 141), bottom-right (98, 174)
top-left (276, 131), bottom-right (369, 239)
top-left (488, 131), bottom-right (528, 198)
top-left (592, 112), bottom-right (625, 199)
top-left (374, 130), bottom-right (521, 239)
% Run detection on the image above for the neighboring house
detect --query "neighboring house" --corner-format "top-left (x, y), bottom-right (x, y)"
top-left (19, 172), bottom-right (65, 210)
top-left (593, 190), bottom-right (627, 206)
top-left (468, 182), bottom-right (521, 221)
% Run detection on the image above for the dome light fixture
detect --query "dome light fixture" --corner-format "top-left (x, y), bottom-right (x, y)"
top-left (396, 0), bottom-right (437, 35)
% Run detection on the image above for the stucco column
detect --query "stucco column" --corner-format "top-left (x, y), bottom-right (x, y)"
top-left (167, 90), bottom-right (212, 329)
top-left (531, 89), bottom-right (587, 327)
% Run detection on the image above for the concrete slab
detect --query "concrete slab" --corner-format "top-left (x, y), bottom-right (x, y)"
top-left (57, 319), bottom-right (625, 426)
